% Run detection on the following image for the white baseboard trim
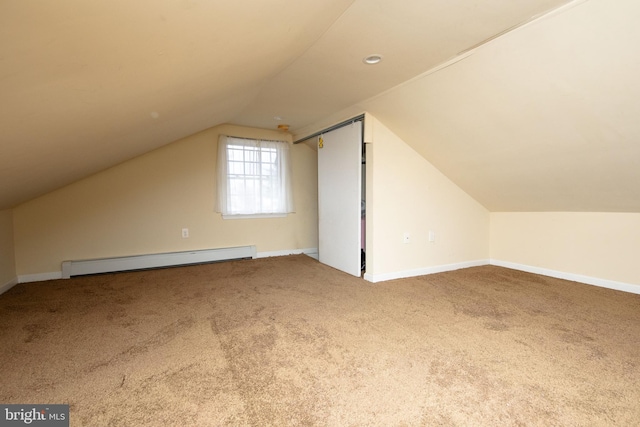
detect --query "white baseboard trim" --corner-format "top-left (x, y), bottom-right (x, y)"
top-left (257, 248), bottom-right (319, 260)
top-left (17, 246), bottom-right (316, 284)
top-left (18, 272), bottom-right (63, 284)
top-left (0, 277), bottom-right (19, 295)
top-left (363, 259), bottom-right (490, 283)
top-left (490, 259), bottom-right (640, 295)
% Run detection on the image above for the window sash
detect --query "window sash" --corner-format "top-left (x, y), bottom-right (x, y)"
top-left (216, 136), bottom-right (294, 216)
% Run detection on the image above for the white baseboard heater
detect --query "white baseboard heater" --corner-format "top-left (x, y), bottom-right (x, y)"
top-left (61, 246), bottom-right (257, 279)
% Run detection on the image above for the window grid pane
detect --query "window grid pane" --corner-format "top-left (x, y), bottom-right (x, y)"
top-left (225, 141), bottom-right (285, 214)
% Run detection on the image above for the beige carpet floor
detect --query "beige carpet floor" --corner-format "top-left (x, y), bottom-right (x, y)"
top-left (0, 255), bottom-right (638, 426)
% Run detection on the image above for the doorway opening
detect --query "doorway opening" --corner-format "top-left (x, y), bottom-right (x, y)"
top-left (361, 141), bottom-right (366, 273)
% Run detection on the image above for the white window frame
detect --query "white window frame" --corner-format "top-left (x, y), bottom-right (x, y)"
top-left (216, 135), bottom-right (294, 219)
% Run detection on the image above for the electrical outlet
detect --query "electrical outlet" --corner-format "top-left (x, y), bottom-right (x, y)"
top-left (182, 228), bottom-right (189, 238)
top-left (428, 230), bottom-right (435, 242)
top-left (403, 232), bottom-right (410, 244)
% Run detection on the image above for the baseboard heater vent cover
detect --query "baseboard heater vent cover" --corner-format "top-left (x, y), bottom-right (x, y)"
top-left (61, 246), bottom-right (257, 278)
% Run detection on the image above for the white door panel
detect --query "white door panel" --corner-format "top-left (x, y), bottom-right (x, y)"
top-left (318, 122), bottom-right (362, 277)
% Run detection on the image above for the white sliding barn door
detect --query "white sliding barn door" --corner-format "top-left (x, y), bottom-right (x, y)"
top-left (317, 122), bottom-right (362, 277)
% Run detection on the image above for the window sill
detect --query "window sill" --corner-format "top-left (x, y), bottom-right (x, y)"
top-left (222, 213), bottom-right (288, 220)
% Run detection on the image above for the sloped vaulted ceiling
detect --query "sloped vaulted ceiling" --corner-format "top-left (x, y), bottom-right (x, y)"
top-left (0, 0), bottom-right (355, 209)
top-left (357, 0), bottom-right (640, 212)
top-left (2, 0), bottom-right (638, 213)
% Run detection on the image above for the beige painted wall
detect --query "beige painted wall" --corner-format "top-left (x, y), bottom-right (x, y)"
top-left (366, 116), bottom-right (490, 279)
top-left (13, 124), bottom-right (318, 276)
top-left (491, 212), bottom-right (640, 286)
top-left (0, 209), bottom-right (16, 286)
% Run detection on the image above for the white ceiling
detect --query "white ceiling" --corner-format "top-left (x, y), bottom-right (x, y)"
top-left (2, 0), bottom-right (638, 212)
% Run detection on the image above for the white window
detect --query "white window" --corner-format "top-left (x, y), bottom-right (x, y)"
top-left (216, 135), bottom-right (294, 218)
